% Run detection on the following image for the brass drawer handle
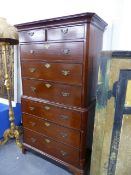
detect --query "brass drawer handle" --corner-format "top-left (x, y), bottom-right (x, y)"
top-left (61, 28), bottom-right (68, 34)
top-left (60, 150), bottom-right (68, 157)
top-left (60, 132), bottom-right (68, 138)
top-left (45, 83), bottom-right (52, 88)
top-left (30, 50), bottom-right (35, 54)
top-left (44, 44), bottom-right (50, 49)
top-left (31, 87), bottom-right (36, 93)
top-left (44, 63), bottom-right (51, 68)
top-left (29, 67), bottom-right (36, 73)
top-left (63, 49), bottom-right (70, 55)
top-left (31, 137), bottom-right (36, 143)
top-left (29, 107), bottom-right (35, 111)
top-left (44, 138), bottom-right (51, 143)
top-left (28, 32), bottom-right (34, 36)
top-left (44, 106), bottom-right (50, 110)
top-left (61, 92), bottom-right (70, 97)
top-left (60, 115), bottom-right (69, 120)
top-left (61, 70), bottom-right (70, 76)
top-left (30, 121), bottom-right (36, 127)
top-left (44, 122), bottom-right (50, 127)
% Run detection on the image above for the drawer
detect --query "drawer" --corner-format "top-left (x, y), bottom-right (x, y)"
top-left (22, 98), bottom-right (81, 129)
top-left (47, 25), bottom-right (85, 40)
top-left (21, 61), bottom-right (82, 85)
top-left (19, 29), bottom-right (45, 42)
top-left (22, 79), bottom-right (82, 107)
top-left (20, 42), bottom-right (83, 61)
top-left (23, 113), bottom-right (81, 148)
top-left (24, 128), bottom-right (79, 165)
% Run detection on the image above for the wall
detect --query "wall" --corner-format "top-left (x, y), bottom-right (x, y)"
top-left (0, 0), bottom-right (130, 104)
top-left (0, 0), bottom-right (130, 50)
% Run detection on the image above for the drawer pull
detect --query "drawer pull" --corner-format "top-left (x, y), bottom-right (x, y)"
top-left (60, 150), bottom-right (68, 157)
top-left (30, 121), bottom-right (36, 127)
top-left (31, 87), bottom-right (36, 93)
top-left (63, 49), bottom-right (70, 55)
top-left (28, 32), bottom-right (34, 36)
top-left (61, 28), bottom-right (68, 34)
top-left (61, 70), bottom-right (70, 76)
top-left (44, 138), bottom-right (51, 143)
top-left (29, 107), bottom-right (35, 111)
top-left (60, 132), bottom-right (68, 138)
top-left (29, 67), bottom-right (36, 73)
top-left (44, 44), bottom-right (50, 49)
top-left (44, 106), bottom-right (50, 110)
top-left (44, 63), bottom-right (51, 69)
top-left (60, 115), bottom-right (69, 120)
top-left (44, 122), bottom-right (50, 127)
top-left (61, 92), bottom-right (70, 97)
top-left (45, 83), bottom-right (52, 88)
top-left (31, 137), bottom-right (36, 143)
top-left (30, 50), bottom-right (35, 54)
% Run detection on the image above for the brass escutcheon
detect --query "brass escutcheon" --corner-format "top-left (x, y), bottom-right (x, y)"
top-left (45, 83), bottom-right (52, 88)
top-left (61, 92), bottom-right (70, 97)
top-left (44, 63), bottom-right (51, 68)
top-left (44, 138), bottom-right (51, 143)
top-left (60, 150), bottom-right (68, 157)
top-left (44, 122), bottom-right (50, 127)
top-left (61, 70), bottom-right (70, 76)
top-left (29, 67), bottom-right (36, 73)
top-left (44, 106), bottom-right (50, 110)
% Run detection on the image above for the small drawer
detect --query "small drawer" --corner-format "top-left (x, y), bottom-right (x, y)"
top-left (22, 79), bottom-right (82, 107)
top-left (47, 25), bottom-right (85, 41)
top-left (24, 128), bottom-right (79, 165)
top-left (23, 113), bottom-right (81, 148)
top-left (21, 61), bottom-right (82, 85)
top-left (20, 42), bottom-right (83, 62)
top-left (22, 98), bottom-right (82, 129)
top-left (19, 29), bottom-right (45, 42)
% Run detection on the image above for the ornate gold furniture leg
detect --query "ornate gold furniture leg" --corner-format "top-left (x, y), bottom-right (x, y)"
top-left (0, 43), bottom-right (22, 148)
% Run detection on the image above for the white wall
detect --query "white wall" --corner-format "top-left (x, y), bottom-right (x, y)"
top-left (0, 0), bottom-right (130, 50)
top-left (0, 0), bottom-right (130, 104)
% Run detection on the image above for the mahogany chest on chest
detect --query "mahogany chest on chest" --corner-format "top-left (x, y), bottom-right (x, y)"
top-left (16, 13), bottom-right (107, 175)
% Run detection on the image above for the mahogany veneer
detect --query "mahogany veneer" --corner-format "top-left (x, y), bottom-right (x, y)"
top-left (16, 12), bottom-right (107, 175)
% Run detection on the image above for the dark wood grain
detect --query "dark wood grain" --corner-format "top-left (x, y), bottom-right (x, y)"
top-left (23, 113), bottom-right (81, 148)
top-left (24, 128), bottom-right (80, 166)
top-left (21, 98), bottom-right (82, 129)
top-left (22, 78), bottom-right (82, 106)
top-left (21, 61), bottom-right (82, 85)
top-left (47, 25), bottom-right (84, 41)
top-left (20, 42), bottom-right (84, 62)
top-left (19, 29), bottom-right (45, 42)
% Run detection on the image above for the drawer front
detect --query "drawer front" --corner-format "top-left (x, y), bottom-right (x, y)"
top-left (22, 79), bottom-right (82, 106)
top-left (19, 29), bottom-right (45, 42)
top-left (24, 128), bottom-right (79, 165)
top-left (23, 113), bottom-right (80, 148)
top-left (21, 62), bottom-right (82, 85)
top-left (47, 25), bottom-right (85, 40)
top-left (22, 98), bottom-right (81, 129)
top-left (20, 42), bottom-right (83, 61)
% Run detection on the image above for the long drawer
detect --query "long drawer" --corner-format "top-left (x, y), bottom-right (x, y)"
top-left (22, 98), bottom-right (82, 129)
top-left (21, 61), bottom-right (82, 85)
top-left (23, 113), bottom-right (81, 148)
top-left (20, 42), bottom-right (84, 61)
top-left (24, 128), bottom-right (80, 166)
top-left (22, 79), bottom-right (82, 106)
